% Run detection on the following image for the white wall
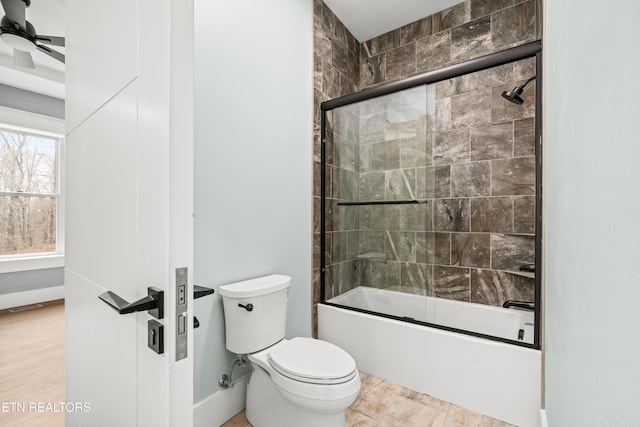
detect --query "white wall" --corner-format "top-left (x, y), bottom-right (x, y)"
top-left (0, 84), bottom-right (64, 119)
top-left (193, 0), bottom-right (313, 407)
top-left (544, 1), bottom-right (640, 425)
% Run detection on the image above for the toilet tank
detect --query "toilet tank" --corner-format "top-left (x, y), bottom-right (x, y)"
top-left (218, 274), bottom-right (291, 354)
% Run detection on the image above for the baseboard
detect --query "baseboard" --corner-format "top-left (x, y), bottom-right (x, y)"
top-left (194, 374), bottom-right (249, 427)
top-left (540, 409), bottom-right (548, 427)
top-left (0, 286), bottom-right (64, 310)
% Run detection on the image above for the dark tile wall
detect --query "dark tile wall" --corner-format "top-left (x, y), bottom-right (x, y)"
top-left (360, 0), bottom-right (537, 89)
top-left (325, 104), bottom-right (362, 302)
top-left (426, 58), bottom-right (537, 305)
top-left (312, 0), bottom-right (360, 336)
top-left (313, 0), bottom-right (539, 335)
top-left (337, 61), bottom-right (536, 307)
top-left (348, 88), bottom-right (430, 299)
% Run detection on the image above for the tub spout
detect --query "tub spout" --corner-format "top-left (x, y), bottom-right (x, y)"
top-left (519, 264), bottom-right (535, 273)
top-left (503, 300), bottom-right (535, 311)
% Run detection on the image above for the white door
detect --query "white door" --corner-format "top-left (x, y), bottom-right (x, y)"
top-left (64, 0), bottom-right (193, 426)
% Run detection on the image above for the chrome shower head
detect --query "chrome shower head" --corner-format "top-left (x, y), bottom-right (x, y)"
top-left (501, 75), bottom-right (536, 105)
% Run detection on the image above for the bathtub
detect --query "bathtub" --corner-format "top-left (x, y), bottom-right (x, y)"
top-left (329, 286), bottom-right (535, 344)
top-left (318, 286), bottom-right (541, 427)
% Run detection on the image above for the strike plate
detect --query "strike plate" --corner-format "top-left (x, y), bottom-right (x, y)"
top-left (176, 267), bottom-right (188, 361)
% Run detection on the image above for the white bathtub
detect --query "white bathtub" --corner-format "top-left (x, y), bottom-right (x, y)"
top-left (318, 286), bottom-right (541, 427)
top-left (329, 286), bottom-right (535, 344)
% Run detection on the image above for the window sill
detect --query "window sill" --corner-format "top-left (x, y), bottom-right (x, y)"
top-left (0, 254), bottom-right (65, 274)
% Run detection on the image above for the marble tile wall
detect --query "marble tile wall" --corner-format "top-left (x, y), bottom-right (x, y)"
top-left (443, 60), bottom-right (535, 306)
top-left (324, 104), bottom-right (363, 301)
top-left (354, 58), bottom-right (537, 306)
top-left (360, 0), bottom-right (538, 90)
top-left (353, 87), bottom-right (433, 297)
top-left (313, 0), bottom-right (540, 335)
top-left (313, 0), bottom-right (361, 335)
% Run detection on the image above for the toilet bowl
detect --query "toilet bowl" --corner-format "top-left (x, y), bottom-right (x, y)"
top-left (246, 338), bottom-right (361, 426)
top-left (218, 275), bottom-right (361, 427)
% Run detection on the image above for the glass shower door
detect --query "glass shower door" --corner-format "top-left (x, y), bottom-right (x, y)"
top-left (324, 85), bottom-right (432, 322)
top-left (322, 50), bottom-right (540, 346)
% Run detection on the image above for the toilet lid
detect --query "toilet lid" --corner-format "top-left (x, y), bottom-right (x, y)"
top-left (268, 337), bottom-right (357, 385)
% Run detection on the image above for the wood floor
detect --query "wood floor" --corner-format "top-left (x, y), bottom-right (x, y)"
top-left (0, 300), bottom-right (65, 427)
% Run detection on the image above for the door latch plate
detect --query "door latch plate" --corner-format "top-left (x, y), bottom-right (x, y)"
top-left (176, 267), bottom-right (188, 361)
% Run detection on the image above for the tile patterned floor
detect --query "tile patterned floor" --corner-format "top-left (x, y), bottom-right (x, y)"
top-left (222, 371), bottom-right (515, 427)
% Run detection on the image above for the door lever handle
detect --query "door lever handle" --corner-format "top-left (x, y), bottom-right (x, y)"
top-left (194, 285), bottom-right (215, 299)
top-left (99, 286), bottom-right (164, 319)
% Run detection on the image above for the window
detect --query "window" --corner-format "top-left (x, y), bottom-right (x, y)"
top-left (0, 126), bottom-right (63, 258)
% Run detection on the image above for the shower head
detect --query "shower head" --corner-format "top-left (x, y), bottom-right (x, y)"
top-left (501, 76), bottom-right (536, 105)
top-left (501, 88), bottom-right (525, 105)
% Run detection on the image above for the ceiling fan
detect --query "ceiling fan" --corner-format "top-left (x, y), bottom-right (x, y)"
top-left (0, 0), bottom-right (64, 69)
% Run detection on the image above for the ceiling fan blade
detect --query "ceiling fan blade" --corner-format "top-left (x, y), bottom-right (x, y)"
top-left (36, 44), bottom-right (64, 63)
top-left (35, 34), bottom-right (64, 47)
top-left (13, 48), bottom-right (34, 68)
top-left (0, 0), bottom-right (26, 27)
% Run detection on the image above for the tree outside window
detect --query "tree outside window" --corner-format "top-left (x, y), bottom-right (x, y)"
top-left (0, 127), bottom-right (60, 256)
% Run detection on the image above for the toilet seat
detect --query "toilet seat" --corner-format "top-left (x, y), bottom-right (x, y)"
top-left (267, 337), bottom-right (357, 385)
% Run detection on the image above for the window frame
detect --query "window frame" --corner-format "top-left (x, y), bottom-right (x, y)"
top-left (0, 107), bottom-right (65, 272)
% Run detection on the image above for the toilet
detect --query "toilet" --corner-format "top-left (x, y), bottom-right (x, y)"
top-left (218, 274), bottom-right (361, 427)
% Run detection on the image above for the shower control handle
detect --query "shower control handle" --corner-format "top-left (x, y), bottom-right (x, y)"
top-left (238, 303), bottom-right (253, 312)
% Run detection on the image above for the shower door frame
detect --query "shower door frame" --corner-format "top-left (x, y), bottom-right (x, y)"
top-left (320, 40), bottom-right (543, 350)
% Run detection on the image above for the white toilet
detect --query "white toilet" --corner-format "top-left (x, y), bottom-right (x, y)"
top-left (218, 274), bottom-right (361, 427)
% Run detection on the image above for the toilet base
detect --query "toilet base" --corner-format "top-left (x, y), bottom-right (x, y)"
top-left (246, 366), bottom-right (346, 427)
